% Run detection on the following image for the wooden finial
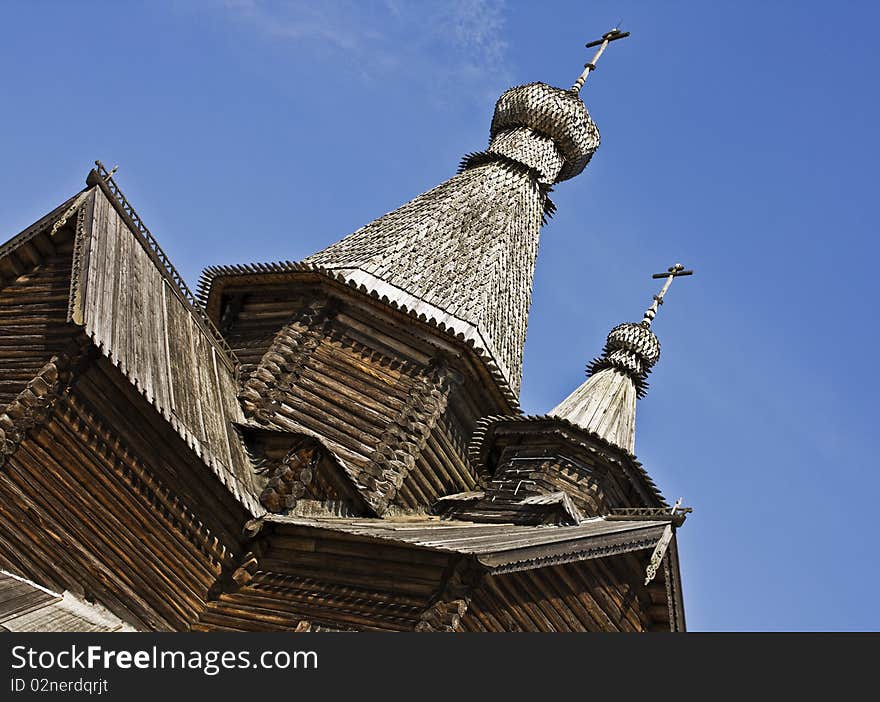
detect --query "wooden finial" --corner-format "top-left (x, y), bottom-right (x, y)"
top-left (94, 160), bottom-right (118, 181)
top-left (571, 27), bottom-right (631, 94)
top-left (642, 263), bottom-right (694, 326)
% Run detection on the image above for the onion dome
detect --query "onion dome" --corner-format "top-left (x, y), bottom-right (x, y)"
top-left (586, 321), bottom-right (660, 396)
top-left (550, 264), bottom-right (692, 453)
top-left (460, 82), bottom-right (602, 186)
top-left (486, 82), bottom-right (600, 183)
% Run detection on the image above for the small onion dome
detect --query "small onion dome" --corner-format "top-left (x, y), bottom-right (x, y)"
top-left (491, 83), bottom-right (601, 182)
top-left (552, 264), bottom-right (691, 452)
top-left (587, 322), bottom-right (661, 397)
top-left (550, 322), bottom-right (660, 453)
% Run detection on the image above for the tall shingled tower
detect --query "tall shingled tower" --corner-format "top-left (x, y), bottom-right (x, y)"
top-left (0, 29), bottom-right (691, 632)
top-left (198, 28), bottom-right (635, 518)
top-left (304, 80), bottom-right (600, 397)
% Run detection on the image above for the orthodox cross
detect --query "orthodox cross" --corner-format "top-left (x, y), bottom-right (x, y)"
top-left (642, 263), bottom-right (694, 326)
top-left (571, 26), bottom-right (631, 93)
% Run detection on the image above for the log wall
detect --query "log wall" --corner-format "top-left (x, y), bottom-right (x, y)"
top-left (0, 236), bottom-right (75, 406)
top-left (0, 384), bottom-right (244, 630)
top-left (461, 556), bottom-right (664, 632)
top-left (194, 526), bottom-right (454, 632)
top-left (229, 285), bottom-right (486, 514)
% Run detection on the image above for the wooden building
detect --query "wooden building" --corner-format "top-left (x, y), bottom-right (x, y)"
top-left (0, 40), bottom-right (691, 632)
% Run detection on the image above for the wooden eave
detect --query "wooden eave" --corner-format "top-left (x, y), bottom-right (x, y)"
top-left (263, 514), bottom-right (669, 574)
top-left (0, 190), bottom-right (83, 288)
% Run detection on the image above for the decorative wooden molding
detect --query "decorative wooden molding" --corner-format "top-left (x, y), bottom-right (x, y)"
top-left (49, 189), bottom-right (92, 240)
top-left (484, 536), bottom-right (661, 575)
top-left (362, 358), bottom-right (452, 514)
top-left (259, 444), bottom-right (319, 513)
top-left (67, 192), bottom-right (95, 325)
top-left (415, 558), bottom-right (482, 632)
top-left (609, 506), bottom-right (691, 527)
top-left (0, 347), bottom-right (84, 467)
top-left (239, 301), bottom-right (337, 422)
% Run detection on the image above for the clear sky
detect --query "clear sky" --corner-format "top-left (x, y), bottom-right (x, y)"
top-left (1, 1), bottom-right (877, 631)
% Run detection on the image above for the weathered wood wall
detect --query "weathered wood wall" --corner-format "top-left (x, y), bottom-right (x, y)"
top-left (75, 189), bottom-right (260, 513)
top-left (0, 388), bottom-right (244, 630)
top-left (220, 282), bottom-right (487, 515)
top-left (194, 525), bottom-right (454, 632)
top-left (461, 556), bottom-right (668, 632)
top-left (0, 237), bottom-right (75, 406)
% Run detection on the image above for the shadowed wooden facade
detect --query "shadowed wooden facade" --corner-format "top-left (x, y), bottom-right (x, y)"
top-left (0, 55), bottom-right (691, 632)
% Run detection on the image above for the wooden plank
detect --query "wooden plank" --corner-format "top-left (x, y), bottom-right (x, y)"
top-left (96, 193), bottom-right (118, 355)
top-left (165, 294), bottom-right (202, 445)
top-left (210, 347), bottom-right (237, 478)
top-left (109, 213), bottom-right (132, 376)
top-left (146, 265), bottom-right (166, 408)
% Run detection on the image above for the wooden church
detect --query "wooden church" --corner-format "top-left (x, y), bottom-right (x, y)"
top-left (0, 31), bottom-right (691, 632)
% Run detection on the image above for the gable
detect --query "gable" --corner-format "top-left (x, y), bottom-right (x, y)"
top-left (71, 176), bottom-right (261, 515)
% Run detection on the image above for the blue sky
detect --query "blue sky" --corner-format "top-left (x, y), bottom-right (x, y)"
top-left (1, 1), bottom-right (877, 631)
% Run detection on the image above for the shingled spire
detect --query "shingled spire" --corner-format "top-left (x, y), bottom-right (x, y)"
top-left (550, 264), bottom-right (693, 453)
top-left (304, 35), bottom-right (628, 397)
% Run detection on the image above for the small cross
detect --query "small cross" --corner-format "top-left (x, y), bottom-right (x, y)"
top-left (642, 263), bottom-right (693, 326)
top-left (571, 27), bottom-right (631, 93)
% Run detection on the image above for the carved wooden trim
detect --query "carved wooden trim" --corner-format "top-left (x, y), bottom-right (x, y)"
top-left (0, 348), bottom-right (83, 467)
top-left (67, 192), bottom-right (94, 325)
top-left (415, 558), bottom-right (482, 632)
top-left (484, 536), bottom-right (661, 575)
top-left (239, 301), bottom-right (337, 422)
top-left (259, 444), bottom-right (319, 513)
top-left (362, 358), bottom-right (452, 514)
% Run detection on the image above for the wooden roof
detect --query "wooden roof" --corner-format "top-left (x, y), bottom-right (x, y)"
top-left (0, 570), bottom-right (136, 632)
top-left (0, 170), bottom-right (264, 516)
top-left (73, 177), bottom-right (262, 514)
top-left (550, 368), bottom-right (638, 453)
top-left (265, 514), bottom-right (668, 574)
top-left (550, 321), bottom-right (662, 453)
